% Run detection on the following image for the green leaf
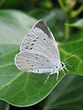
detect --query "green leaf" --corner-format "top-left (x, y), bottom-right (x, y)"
top-left (44, 75), bottom-right (83, 110)
top-left (0, 10), bottom-right (64, 107)
top-left (65, 19), bottom-right (83, 29)
top-left (0, 10), bottom-right (83, 107)
top-left (0, 10), bottom-right (36, 45)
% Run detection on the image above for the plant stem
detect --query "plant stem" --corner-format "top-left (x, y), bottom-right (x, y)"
top-left (58, 0), bottom-right (69, 12)
top-left (70, 5), bottom-right (83, 18)
top-left (65, 23), bottom-right (70, 39)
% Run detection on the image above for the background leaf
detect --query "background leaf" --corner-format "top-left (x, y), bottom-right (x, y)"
top-left (44, 75), bottom-right (83, 110)
top-left (0, 100), bottom-right (10, 110)
top-left (65, 19), bottom-right (83, 29)
top-left (0, 10), bottom-right (36, 45)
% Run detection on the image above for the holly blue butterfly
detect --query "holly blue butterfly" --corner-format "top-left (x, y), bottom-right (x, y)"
top-left (15, 20), bottom-right (67, 81)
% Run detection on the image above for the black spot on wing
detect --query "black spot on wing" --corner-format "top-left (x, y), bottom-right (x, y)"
top-left (47, 60), bottom-right (49, 62)
top-left (43, 38), bottom-right (46, 40)
top-left (33, 40), bottom-right (36, 42)
top-left (25, 46), bottom-right (28, 49)
top-left (29, 48), bottom-right (32, 50)
top-left (36, 37), bottom-right (39, 39)
top-left (42, 64), bottom-right (43, 66)
top-left (37, 70), bottom-right (39, 72)
top-left (36, 57), bottom-right (38, 59)
top-left (31, 43), bottom-right (34, 46)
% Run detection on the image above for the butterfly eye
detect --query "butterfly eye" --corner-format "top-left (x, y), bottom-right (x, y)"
top-left (31, 65), bottom-right (33, 67)
top-left (61, 62), bottom-right (64, 67)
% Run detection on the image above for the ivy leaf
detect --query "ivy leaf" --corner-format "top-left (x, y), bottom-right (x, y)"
top-left (0, 10), bottom-right (82, 107)
top-left (44, 75), bottom-right (83, 110)
top-left (0, 10), bottom-right (36, 45)
top-left (65, 19), bottom-right (83, 29)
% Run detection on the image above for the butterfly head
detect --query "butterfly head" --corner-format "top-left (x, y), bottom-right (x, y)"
top-left (61, 62), bottom-right (66, 69)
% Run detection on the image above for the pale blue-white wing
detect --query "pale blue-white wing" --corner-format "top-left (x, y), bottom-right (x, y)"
top-left (20, 20), bottom-right (61, 66)
top-left (15, 51), bottom-right (56, 73)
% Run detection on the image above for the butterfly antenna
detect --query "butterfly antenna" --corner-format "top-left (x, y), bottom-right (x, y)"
top-left (61, 68), bottom-right (66, 75)
top-left (63, 54), bottom-right (77, 62)
top-left (63, 46), bottom-right (83, 62)
top-left (65, 62), bottom-right (76, 69)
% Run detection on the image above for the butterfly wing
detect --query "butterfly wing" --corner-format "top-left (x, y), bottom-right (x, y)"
top-left (15, 20), bottom-right (61, 73)
top-left (21, 20), bottom-right (60, 64)
top-left (15, 51), bottom-right (55, 73)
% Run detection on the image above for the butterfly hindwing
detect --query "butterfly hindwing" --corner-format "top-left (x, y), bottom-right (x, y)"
top-left (15, 51), bottom-right (55, 73)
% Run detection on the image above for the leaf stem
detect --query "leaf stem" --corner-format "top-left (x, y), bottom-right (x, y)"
top-left (70, 5), bottom-right (83, 18)
top-left (64, 21), bottom-right (70, 40)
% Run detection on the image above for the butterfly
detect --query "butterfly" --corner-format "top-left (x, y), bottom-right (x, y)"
top-left (15, 20), bottom-right (67, 82)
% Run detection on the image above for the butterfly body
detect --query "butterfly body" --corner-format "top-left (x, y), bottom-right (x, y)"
top-left (15, 20), bottom-right (66, 79)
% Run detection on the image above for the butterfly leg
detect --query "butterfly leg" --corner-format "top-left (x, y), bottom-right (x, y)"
top-left (44, 70), bottom-right (60, 83)
top-left (56, 71), bottom-right (59, 80)
top-left (61, 67), bottom-right (66, 76)
top-left (44, 72), bottom-right (53, 83)
top-left (64, 67), bottom-right (69, 71)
